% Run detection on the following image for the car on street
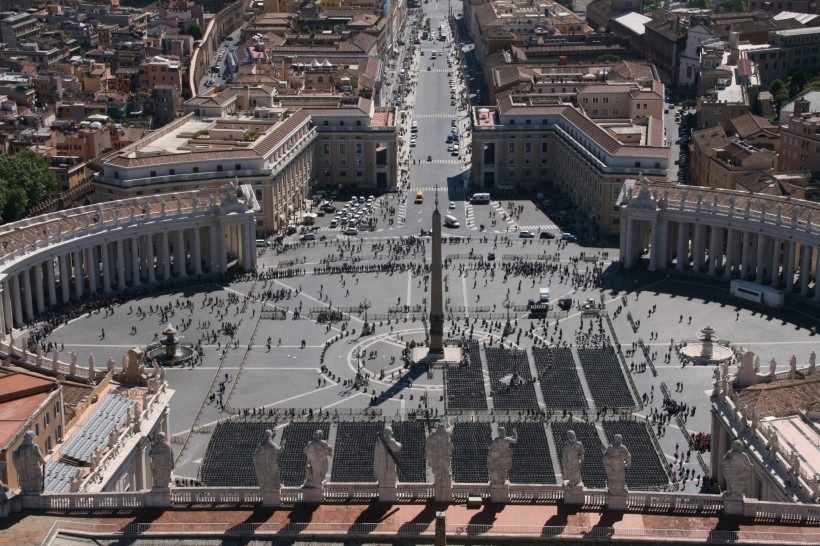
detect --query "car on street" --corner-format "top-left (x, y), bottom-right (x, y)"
top-left (447, 144), bottom-right (454, 152)
top-left (449, 202), bottom-right (456, 209)
top-left (300, 233), bottom-right (316, 241)
top-left (539, 232), bottom-right (555, 239)
top-left (561, 233), bottom-right (577, 242)
top-left (452, 144), bottom-right (459, 155)
top-left (344, 227), bottom-right (359, 235)
top-left (519, 231), bottom-right (535, 238)
top-left (420, 229), bottom-right (432, 236)
top-left (487, 252), bottom-right (495, 260)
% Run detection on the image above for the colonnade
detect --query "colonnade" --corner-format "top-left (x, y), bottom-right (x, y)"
top-left (0, 188), bottom-right (259, 334)
top-left (619, 179), bottom-right (820, 303)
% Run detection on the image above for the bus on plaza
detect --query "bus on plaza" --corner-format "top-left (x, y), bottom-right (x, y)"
top-left (470, 193), bottom-right (491, 204)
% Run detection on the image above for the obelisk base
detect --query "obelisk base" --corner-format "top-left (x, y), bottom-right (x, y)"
top-left (412, 346), bottom-right (462, 367)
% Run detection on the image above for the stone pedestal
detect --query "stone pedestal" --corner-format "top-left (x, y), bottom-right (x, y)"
top-left (145, 487), bottom-right (172, 508)
top-left (379, 485), bottom-right (397, 502)
top-left (411, 346), bottom-right (462, 367)
top-left (606, 491), bottom-right (628, 511)
top-left (490, 483), bottom-right (509, 503)
top-left (433, 483), bottom-right (452, 503)
top-left (260, 489), bottom-right (281, 507)
top-left (563, 484), bottom-right (585, 505)
top-left (723, 494), bottom-right (746, 516)
top-left (301, 486), bottom-right (323, 504)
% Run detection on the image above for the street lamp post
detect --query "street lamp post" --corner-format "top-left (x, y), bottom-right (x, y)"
top-left (361, 298), bottom-right (372, 335)
top-left (503, 288), bottom-right (512, 337)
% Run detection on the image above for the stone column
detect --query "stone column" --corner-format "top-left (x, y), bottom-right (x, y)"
top-left (740, 231), bottom-right (751, 280)
top-left (192, 227), bottom-right (202, 275)
top-left (785, 241), bottom-right (796, 292)
top-left (800, 245), bottom-right (812, 296)
top-left (619, 214), bottom-right (628, 261)
top-left (241, 224), bottom-right (252, 272)
top-left (218, 225), bottom-right (228, 274)
top-left (100, 242), bottom-right (111, 293)
top-left (175, 229), bottom-right (187, 278)
top-left (724, 228), bottom-right (735, 279)
top-left (117, 240), bottom-right (126, 289)
top-left (10, 274), bottom-right (23, 327)
top-left (146, 234), bottom-right (156, 284)
top-left (22, 269), bottom-right (34, 321)
top-left (131, 237), bottom-right (142, 287)
top-left (708, 226), bottom-right (718, 275)
top-left (73, 250), bottom-right (83, 299)
top-left (656, 220), bottom-right (669, 268)
top-left (770, 239), bottom-right (781, 288)
top-left (676, 222), bottom-right (687, 270)
top-left (755, 234), bottom-right (766, 284)
top-left (33, 264), bottom-right (44, 314)
top-left (59, 255), bottom-right (70, 304)
top-left (2, 281), bottom-right (12, 333)
top-left (648, 220), bottom-right (659, 271)
top-left (161, 231), bottom-right (171, 280)
top-left (624, 219), bottom-right (636, 268)
top-left (86, 246), bottom-right (97, 295)
top-left (692, 224), bottom-right (704, 272)
top-left (208, 225), bottom-right (218, 273)
top-left (710, 413), bottom-right (721, 481)
top-left (46, 259), bottom-right (56, 307)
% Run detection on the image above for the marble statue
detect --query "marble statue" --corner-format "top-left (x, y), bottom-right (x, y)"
top-left (769, 358), bottom-right (777, 376)
top-left (149, 432), bottom-right (174, 489)
top-left (426, 422), bottom-right (454, 486)
top-left (374, 426), bottom-right (403, 486)
top-left (12, 431), bottom-right (44, 494)
top-left (810, 351), bottom-right (817, 375)
top-left (52, 350), bottom-right (59, 372)
top-left (561, 430), bottom-right (585, 487)
top-left (487, 426), bottom-right (518, 486)
top-left (603, 434), bottom-right (632, 494)
top-left (721, 440), bottom-right (751, 497)
top-left (253, 429), bottom-right (283, 497)
top-left (303, 429), bottom-right (332, 488)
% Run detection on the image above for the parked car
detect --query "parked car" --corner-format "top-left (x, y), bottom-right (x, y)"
top-left (344, 227), bottom-right (359, 235)
top-left (561, 233), bottom-right (577, 242)
top-left (539, 232), bottom-right (555, 239)
top-left (519, 231), bottom-right (535, 238)
top-left (300, 233), bottom-right (316, 241)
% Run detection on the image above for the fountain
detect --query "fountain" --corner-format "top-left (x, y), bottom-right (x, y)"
top-left (147, 323), bottom-right (195, 366)
top-left (680, 324), bottom-right (734, 365)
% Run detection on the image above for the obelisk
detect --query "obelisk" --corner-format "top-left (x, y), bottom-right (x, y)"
top-left (429, 186), bottom-right (445, 355)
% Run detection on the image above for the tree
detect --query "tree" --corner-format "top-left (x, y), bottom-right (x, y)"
top-left (789, 71), bottom-right (808, 98)
top-left (686, 0), bottom-right (708, 8)
top-left (186, 23), bottom-right (204, 41)
top-left (0, 151), bottom-right (56, 224)
top-left (722, 0), bottom-right (747, 11)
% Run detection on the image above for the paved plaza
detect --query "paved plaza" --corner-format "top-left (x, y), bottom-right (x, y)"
top-left (29, 0), bottom-right (820, 498)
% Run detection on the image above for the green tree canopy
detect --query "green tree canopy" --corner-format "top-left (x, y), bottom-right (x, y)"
top-left (722, 0), bottom-right (747, 11)
top-left (186, 23), bottom-right (204, 41)
top-left (0, 151), bottom-right (56, 224)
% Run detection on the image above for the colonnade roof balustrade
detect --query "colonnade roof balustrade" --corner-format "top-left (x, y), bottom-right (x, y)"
top-left (623, 180), bottom-right (820, 231)
top-left (0, 187), bottom-right (244, 269)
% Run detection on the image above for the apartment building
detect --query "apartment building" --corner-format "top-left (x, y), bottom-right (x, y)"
top-left (779, 108), bottom-right (820, 175)
top-left (94, 111), bottom-right (316, 235)
top-left (745, 27), bottom-right (820, 86)
top-left (470, 94), bottom-right (668, 234)
top-left (0, 11), bottom-right (39, 47)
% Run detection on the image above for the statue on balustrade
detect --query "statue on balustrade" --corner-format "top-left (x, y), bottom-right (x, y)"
top-left (721, 440), bottom-right (751, 497)
top-left (603, 434), bottom-right (632, 494)
top-left (487, 426), bottom-right (518, 486)
top-left (303, 429), bottom-right (332, 489)
top-left (425, 422), bottom-right (454, 487)
top-left (253, 429), bottom-right (283, 498)
top-left (374, 426), bottom-right (403, 487)
top-left (12, 431), bottom-right (44, 494)
top-left (561, 430), bottom-right (585, 487)
top-left (149, 432), bottom-right (174, 490)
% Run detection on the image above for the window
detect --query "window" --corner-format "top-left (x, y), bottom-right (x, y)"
top-left (45, 436), bottom-right (52, 451)
top-left (634, 162), bottom-right (641, 168)
top-left (169, 169), bottom-right (175, 175)
top-left (509, 119), bottom-right (515, 125)
top-left (508, 169), bottom-right (516, 177)
top-left (356, 120), bottom-right (362, 126)
top-left (45, 412), bottom-right (50, 426)
top-left (35, 423), bottom-right (39, 436)
top-left (355, 143), bottom-right (363, 154)
top-left (508, 142), bottom-right (515, 154)
top-left (323, 120), bottom-right (329, 126)
top-left (323, 159), bottom-right (331, 167)
top-left (55, 401), bottom-right (60, 414)
top-left (217, 165), bottom-right (223, 171)
top-left (524, 142), bottom-right (532, 154)
top-left (340, 171), bottom-right (347, 177)
top-left (355, 159), bottom-right (363, 167)
top-left (193, 167), bottom-right (199, 173)
top-left (356, 171), bottom-right (363, 177)
top-left (339, 143), bottom-right (346, 154)
top-left (526, 119), bottom-right (531, 125)
top-left (324, 143), bottom-right (331, 154)
top-left (339, 159), bottom-right (347, 167)
top-left (541, 142), bottom-right (548, 153)
top-left (235, 164), bottom-right (241, 170)
top-left (150, 171), bottom-right (156, 177)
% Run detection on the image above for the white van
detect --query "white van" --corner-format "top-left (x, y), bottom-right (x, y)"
top-left (256, 239), bottom-right (269, 248)
top-left (444, 215), bottom-right (459, 228)
top-left (330, 219), bottom-right (338, 228)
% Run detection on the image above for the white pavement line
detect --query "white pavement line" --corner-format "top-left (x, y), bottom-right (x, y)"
top-left (462, 275), bottom-right (469, 318)
top-left (406, 271), bottom-right (412, 316)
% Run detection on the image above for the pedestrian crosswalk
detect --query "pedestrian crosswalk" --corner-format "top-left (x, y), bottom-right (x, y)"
top-left (412, 114), bottom-right (459, 119)
top-left (517, 224), bottom-right (559, 231)
top-left (410, 159), bottom-right (460, 164)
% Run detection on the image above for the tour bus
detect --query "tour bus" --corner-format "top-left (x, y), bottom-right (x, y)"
top-left (470, 193), bottom-right (491, 204)
top-left (414, 191), bottom-right (424, 204)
